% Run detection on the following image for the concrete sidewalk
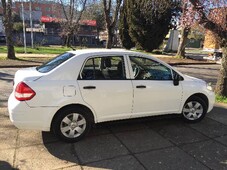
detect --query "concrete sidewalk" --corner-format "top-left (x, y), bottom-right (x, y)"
top-left (0, 104), bottom-right (227, 170)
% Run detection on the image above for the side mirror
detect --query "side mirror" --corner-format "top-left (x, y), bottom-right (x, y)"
top-left (173, 73), bottom-right (180, 86)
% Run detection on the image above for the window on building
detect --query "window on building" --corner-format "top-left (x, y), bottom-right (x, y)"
top-left (35, 7), bottom-right (41, 11)
top-left (46, 7), bottom-right (51, 11)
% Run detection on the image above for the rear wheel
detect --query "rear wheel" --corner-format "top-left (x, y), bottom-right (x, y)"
top-left (182, 96), bottom-right (207, 123)
top-left (52, 107), bottom-right (93, 142)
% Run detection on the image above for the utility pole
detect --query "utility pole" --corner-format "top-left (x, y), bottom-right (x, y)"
top-left (21, 2), bottom-right (27, 53)
top-left (29, 0), bottom-right (34, 48)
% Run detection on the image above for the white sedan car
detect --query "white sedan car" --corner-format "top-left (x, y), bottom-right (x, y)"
top-left (8, 49), bottom-right (215, 142)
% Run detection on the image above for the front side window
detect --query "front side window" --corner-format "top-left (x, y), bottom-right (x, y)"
top-left (36, 52), bottom-right (74, 73)
top-left (130, 56), bottom-right (172, 80)
top-left (80, 56), bottom-right (126, 80)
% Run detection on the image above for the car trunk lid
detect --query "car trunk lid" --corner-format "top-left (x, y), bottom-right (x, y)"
top-left (14, 67), bottom-right (44, 87)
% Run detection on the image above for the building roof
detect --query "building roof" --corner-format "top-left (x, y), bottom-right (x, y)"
top-left (40, 16), bottom-right (97, 26)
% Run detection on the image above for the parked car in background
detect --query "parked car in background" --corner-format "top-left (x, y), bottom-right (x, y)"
top-left (8, 49), bottom-right (215, 142)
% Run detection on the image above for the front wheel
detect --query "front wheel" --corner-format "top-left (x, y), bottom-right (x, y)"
top-left (52, 107), bottom-right (92, 142)
top-left (182, 96), bottom-right (207, 123)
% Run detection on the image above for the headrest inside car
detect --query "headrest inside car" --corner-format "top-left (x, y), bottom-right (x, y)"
top-left (101, 58), bottom-right (112, 69)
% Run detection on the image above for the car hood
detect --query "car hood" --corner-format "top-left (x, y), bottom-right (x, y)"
top-left (14, 67), bottom-right (44, 86)
top-left (183, 75), bottom-right (206, 84)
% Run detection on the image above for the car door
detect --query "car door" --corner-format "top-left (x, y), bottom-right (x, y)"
top-left (78, 55), bottom-right (133, 122)
top-left (128, 55), bottom-right (183, 117)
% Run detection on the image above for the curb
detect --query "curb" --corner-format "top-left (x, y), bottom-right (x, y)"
top-left (0, 65), bottom-right (40, 68)
top-left (169, 62), bottom-right (217, 66)
top-left (214, 103), bottom-right (227, 109)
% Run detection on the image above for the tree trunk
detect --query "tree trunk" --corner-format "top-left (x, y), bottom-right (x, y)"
top-left (1, 0), bottom-right (16, 59)
top-left (66, 35), bottom-right (70, 47)
top-left (103, 0), bottom-right (122, 49)
top-left (106, 28), bottom-right (113, 49)
top-left (215, 46), bottom-right (227, 96)
top-left (176, 27), bottom-right (190, 58)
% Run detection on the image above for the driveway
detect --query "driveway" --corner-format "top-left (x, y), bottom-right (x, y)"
top-left (1, 64), bottom-right (227, 170)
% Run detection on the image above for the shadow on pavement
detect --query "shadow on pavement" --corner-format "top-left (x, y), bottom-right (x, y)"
top-left (0, 161), bottom-right (18, 170)
top-left (41, 107), bottom-right (227, 169)
top-left (41, 115), bottom-right (183, 168)
top-left (0, 72), bottom-right (14, 83)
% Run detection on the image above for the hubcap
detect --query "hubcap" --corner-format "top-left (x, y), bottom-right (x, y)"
top-left (183, 101), bottom-right (203, 120)
top-left (60, 113), bottom-right (86, 138)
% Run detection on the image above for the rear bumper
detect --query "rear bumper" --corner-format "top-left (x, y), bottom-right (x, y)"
top-left (8, 93), bottom-right (58, 131)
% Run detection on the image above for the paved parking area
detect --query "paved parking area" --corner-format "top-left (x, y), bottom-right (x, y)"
top-left (1, 64), bottom-right (227, 170)
top-left (1, 106), bottom-right (227, 170)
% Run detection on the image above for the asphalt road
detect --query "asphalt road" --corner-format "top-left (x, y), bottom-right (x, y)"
top-left (1, 64), bottom-right (227, 170)
top-left (175, 64), bottom-right (220, 88)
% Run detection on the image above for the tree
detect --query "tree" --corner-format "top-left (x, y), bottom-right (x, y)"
top-left (1, 0), bottom-right (16, 59)
top-left (127, 0), bottom-right (172, 52)
top-left (183, 0), bottom-right (227, 96)
top-left (59, 0), bottom-right (87, 47)
top-left (102, 0), bottom-right (122, 49)
top-left (119, 0), bottom-right (135, 49)
top-left (176, 1), bottom-right (191, 58)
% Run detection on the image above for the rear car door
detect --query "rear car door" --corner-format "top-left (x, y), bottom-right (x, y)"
top-left (78, 55), bottom-right (133, 122)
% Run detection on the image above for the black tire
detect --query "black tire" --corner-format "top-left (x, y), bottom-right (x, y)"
top-left (52, 107), bottom-right (93, 143)
top-left (181, 96), bottom-right (207, 123)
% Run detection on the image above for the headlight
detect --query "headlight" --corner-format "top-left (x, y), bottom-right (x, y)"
top-left (207, 83), bottom-right (213, 91)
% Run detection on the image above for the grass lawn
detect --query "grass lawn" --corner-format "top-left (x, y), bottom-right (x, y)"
top-left (185, 48), bottom-right (210, 54)
top-left (0, 46), bottom-right (72, 54)
top-left (216, 95), bottom-right (227, 104)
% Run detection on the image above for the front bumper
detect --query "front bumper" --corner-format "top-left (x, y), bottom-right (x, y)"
top-left (207, 90), bottom-right (215, 113)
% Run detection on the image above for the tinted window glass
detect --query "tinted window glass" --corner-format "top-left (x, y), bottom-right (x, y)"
top-left (130, 56), bottom-right (172, 80)
top-left (81, 56), bottom-right (126, 80)
top-left (36, 52), bottom-right (74, 73)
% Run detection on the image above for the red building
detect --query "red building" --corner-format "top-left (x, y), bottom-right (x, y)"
top-left (40, 16), bottom-right (98, 45)
top-left (0, 1), bottom-right (63, 19)
top-left (0, 1), bottom-right (99, 46)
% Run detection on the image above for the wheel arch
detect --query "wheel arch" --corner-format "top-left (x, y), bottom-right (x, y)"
top-left (186, 93), bottom-right (209, 109)
top-left (50, 104), bottom-right (96, 131)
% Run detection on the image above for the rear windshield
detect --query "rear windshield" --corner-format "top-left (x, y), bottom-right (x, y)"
top-left (36, 52), bottom-right (75, 73)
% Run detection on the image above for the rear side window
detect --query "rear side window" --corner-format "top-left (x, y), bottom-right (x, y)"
top-left (36, 52), bottom-right (74, 73)
top-left (80, 56), bottom-right (126, 80)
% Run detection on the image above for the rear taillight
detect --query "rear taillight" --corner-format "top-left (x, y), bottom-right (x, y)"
top-left (15, 82), bottom-right (36, 101)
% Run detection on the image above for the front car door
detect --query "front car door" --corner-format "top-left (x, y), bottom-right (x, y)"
top-left (128, 55), bottom-right (183, 117)
top-left (78, 55), bottom-right (133, 122)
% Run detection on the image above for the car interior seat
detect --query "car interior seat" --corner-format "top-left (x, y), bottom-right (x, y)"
top-left (100, 58), bottom-right (112, 79)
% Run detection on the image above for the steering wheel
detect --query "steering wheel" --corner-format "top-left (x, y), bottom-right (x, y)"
top-left (132, 65), bottom-right (140, 78)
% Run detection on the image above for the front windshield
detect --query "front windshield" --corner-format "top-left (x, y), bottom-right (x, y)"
top-left (36, 52), bottom-right (75, 73)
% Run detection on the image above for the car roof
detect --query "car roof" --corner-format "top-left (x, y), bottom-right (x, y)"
top-left (67, 49), bottom-right (139, 56)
